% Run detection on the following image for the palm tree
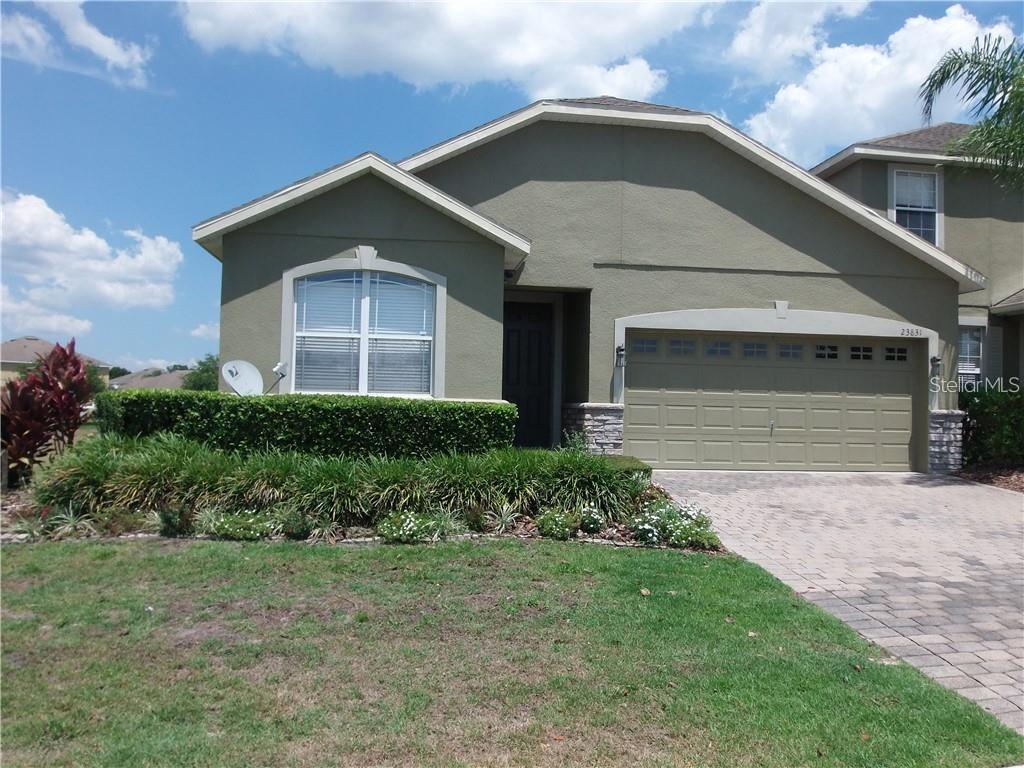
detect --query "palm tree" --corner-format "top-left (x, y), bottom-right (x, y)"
top-left (920, 35), bottom-right (1024, 189)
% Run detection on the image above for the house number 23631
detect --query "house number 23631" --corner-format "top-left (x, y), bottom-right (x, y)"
top-left (899, 328), bottom-right (923, 337)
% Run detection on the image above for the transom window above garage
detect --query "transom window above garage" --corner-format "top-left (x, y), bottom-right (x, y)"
top-left (705, 340), bottom-right (732, 357)
top-left (669, 338), bottom-right (696, 356)
top-left (885, 346), bottom-right (909, 362)
top-left (778, 343), bottom-right (803, 360)
top-left (850, 345), bottom-right (873, 361)
top-left (631, 337), bottom-right (658, 355)
top-left (742, 341), bottom-right (768, 359)
top-left (815, 344), bottom-right (838, 360)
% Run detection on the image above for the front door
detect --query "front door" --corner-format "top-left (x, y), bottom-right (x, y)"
top-left (503, 302), bottom-right (553, 446)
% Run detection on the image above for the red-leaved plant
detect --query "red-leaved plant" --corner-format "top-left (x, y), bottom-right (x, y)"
top-left (1, 339), bottom-right (92, 488)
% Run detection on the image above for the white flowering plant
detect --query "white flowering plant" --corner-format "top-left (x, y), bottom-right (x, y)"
top-left (376, 510), bottom-right (436, 544)
top-left (578, 503), bottom-right (605, 534)
top-left (535, 507), bottom-right (580, 540)
top-left (194, 509), bottom-right (276, 541)
top-left (628, 498), bottom-right (719, 549)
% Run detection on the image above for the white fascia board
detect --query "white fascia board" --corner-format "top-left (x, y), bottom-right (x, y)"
top-left (401, 105), bottom-right (985, 293)
top-left (192, 153), bottom-right (530, 260)
top-left (812, 145), bottom-right (975, 177)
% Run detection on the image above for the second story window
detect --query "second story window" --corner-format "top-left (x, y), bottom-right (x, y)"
top-left (893, 170), bottom-right (938, 245)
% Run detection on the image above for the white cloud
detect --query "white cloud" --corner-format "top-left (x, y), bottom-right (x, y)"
top-left (1, 3), bottom-right (152, 88)
top-left (1, 191), bottom-right (184, 311)
top-left (1, 12), bottom-right (62, 68)
top-left (190, 322), bottom-right (219, 340)
top-left (180, 2), bottom-right (708, 100)
top-left (728, 1), bottom-right (869, 81)
top-left (1, 284), bottom-right (93, 337)
top-left (744, 5), bottom-right (1016, 167)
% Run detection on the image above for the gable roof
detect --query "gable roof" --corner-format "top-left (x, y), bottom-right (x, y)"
top-left (399, 99), bottom-right (984, 292)
top-left (812, 123), bottom-right (974, 177)
top-left (1, 336), bottom-right (109, 368)
top-left (192, 152), bottom-right (530, 264)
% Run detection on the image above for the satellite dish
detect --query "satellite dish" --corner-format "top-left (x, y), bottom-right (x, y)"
top-left (221, 360), bottom-right (264, 396)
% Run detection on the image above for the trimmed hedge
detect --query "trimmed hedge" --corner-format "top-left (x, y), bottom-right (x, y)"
top-left (94, 390), bottom-right (518, 458)
top-left (32, 434), bottom-right (654, 538)
top-left (960, 388), bottom-right (1024, 467)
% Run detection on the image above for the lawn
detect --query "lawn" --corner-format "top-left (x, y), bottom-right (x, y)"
top-left (2, 539), bottom-right (1021, 768)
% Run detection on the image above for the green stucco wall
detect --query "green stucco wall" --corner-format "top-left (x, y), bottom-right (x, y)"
top-left (219, 173), bottom-right (505, 398)
top-left (821, 159), bottom-right (1023, 313)
top-left (418, 121), bottom-right (962, 407)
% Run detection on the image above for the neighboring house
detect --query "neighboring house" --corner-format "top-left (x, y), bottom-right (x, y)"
top-left (194, 97), bottom-right (989, 473)
top-left (0, 336), bottom-right (111, 385)
top-left (109, 368), bottom-right (189, 391)
top-left (813, 123), bottom-right (1024, 387)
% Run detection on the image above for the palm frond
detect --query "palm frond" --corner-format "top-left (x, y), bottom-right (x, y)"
top-left (920, 35), bottom-right (1024, 123)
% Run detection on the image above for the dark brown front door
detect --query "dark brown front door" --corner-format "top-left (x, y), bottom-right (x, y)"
top-left (503, 302), bottom-right (553, 447)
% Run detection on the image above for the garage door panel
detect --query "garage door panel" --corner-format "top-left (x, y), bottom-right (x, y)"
top-left (624, 331), bottom-right (920, 471)
top-left (702, 406), bottom-right (735, 429)
top-left (774, 407), bottom-right (807, 430)
top-left (664, 440), bottom-right (698, 463)
top-left (846, 409), bottom-right (878, 432)
top-left (626, 438), bottom-right (660, 462)
top-left (774, 442), bottom-right (807, 465)
top-left (738, 442), bottom-right (771, 464)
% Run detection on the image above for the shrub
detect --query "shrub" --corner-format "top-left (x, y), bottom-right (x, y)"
top-left (960, 388), bottom-right (1024, 467)
top-left (535, 507), bottom-right (580, 540)
top-left (628, 497), bottom-right (720, 550)
top-left (33, 436), bottom-right (651, 539)
top-left (94, 390), bottom-right (518, 458)
top-left (1, 339), bottom-right (93, 487)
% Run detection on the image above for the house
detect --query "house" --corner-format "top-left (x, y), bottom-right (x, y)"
top-left (813, 123), bottom-right (1023, 387)
top-left (109, 368), bottom-right (189, 391)
top-left (194, 97), bottom-right (991, 473)
top-left (0, 336), bottom-right (111, 385)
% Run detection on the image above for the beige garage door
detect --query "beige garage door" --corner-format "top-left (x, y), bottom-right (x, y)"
top-left (624, 331), bottom-right (923, 471)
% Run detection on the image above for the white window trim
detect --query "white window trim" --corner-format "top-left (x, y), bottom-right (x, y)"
top-left (957, 325), bottom-right (984, 376)
top-left (888, 163), bottom-right (944, 249)
top-left (279, 245), bottom-right (447, 397)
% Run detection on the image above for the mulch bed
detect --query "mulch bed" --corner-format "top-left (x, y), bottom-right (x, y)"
top-left (957, 466), bottom-right (1024, 494)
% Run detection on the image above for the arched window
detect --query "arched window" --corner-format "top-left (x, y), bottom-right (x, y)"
top-left (283, 249), bottom-right (444, 395)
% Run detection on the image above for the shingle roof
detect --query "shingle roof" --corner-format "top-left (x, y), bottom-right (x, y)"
top-left (109, 368), bottom-right (189, 390)
top-left (859, 122), bottom-right (972, 153)
top-left (545, 96), bottom-right (705, 116)
top-left (0, 336), bottom-right (109, 368)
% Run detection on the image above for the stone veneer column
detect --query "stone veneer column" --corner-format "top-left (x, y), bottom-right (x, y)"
top-left (562, 403), bottom-right (624, 455)
top-left (929, 410), bottom-right (965, 474)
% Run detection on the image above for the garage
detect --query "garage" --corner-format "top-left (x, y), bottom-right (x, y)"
top-left (623, 331), bottom-right (926, 471)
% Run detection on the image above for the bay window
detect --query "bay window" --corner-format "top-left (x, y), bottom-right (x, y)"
top-left (293, 269), bottom-right (437, 395)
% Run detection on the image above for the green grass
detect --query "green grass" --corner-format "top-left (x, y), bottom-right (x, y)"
top-left (2, 539), bottom-right (1021, 768)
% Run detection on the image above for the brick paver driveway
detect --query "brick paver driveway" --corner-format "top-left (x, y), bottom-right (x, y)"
top-left (656, 471), bottom-right (1024, 732)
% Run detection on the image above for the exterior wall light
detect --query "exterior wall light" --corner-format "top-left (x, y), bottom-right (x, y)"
top-left (615, 344), bottom-right (626, 368)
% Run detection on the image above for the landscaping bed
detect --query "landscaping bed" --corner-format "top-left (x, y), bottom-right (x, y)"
top-left (11, 434), bottom-right (718, 551)
top-left (3, 538), bottom-right (1021, 767)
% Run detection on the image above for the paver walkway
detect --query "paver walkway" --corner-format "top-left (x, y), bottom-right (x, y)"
top-left (656, 470), bottom-right (1024, 732)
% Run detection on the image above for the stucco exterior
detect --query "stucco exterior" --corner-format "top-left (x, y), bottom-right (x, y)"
top-left (200, 99), bottom-right (992, 469)
top-left (219, 173), bottom-right (506, 399)
top-left (417, 121), bottom-right (962, 408)
top-left (820, 157), bottom-right (1023, 379)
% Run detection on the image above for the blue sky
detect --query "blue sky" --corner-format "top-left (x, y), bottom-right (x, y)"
top-left (1, 1), bottom-right (1019, 370)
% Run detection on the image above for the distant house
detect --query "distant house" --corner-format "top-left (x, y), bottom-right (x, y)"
top-left (109, 368), bottom-right (188, 391)
top-left (1, 336), bottom-right (111, 385)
